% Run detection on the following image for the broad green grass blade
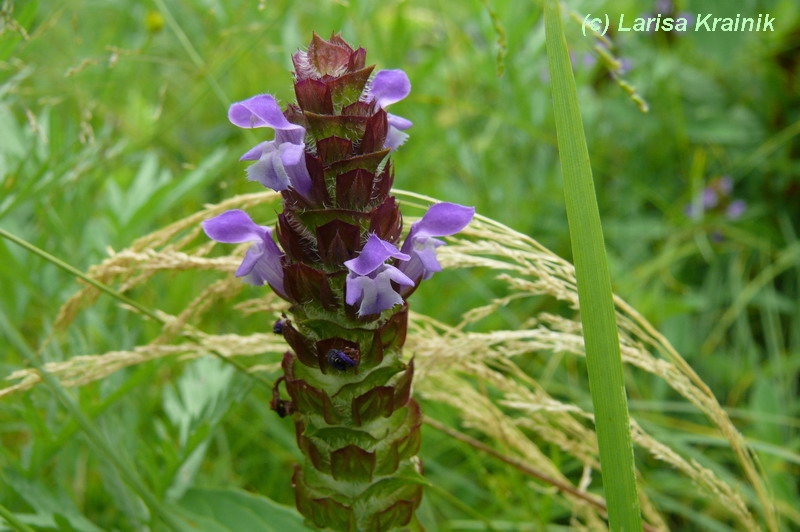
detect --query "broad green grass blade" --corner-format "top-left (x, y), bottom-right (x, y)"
top-left (543, 2), bottom-right (642, 531)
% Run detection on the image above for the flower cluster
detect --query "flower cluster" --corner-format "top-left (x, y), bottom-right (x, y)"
top-left (343, 202), bottom-right (474, 316)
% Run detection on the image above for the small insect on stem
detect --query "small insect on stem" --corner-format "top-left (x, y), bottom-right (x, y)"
top-left (327, 348), bottom-right (360, 371)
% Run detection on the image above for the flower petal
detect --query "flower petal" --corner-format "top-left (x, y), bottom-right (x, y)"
top-left (240, 141), bottom-right (271, 161)
top-left (401, 203), bottom-right (475, 253)
top-left (344, 234), bottom-right (410, 276)
top-left (228, 94), bottom-right (296, 130)
top-left (240, 244), bottom-right (286, 295)
top-left (202, 211), bottom-right (286, 296)
top-left (235, 227), bottom-right (285, 294)
top-left (726, 200), bottom-right (746, 220)
top-left (388, 113), bottom-right (413, 131)
top-left (245, 146), bottom-right (291, 191)
top-left (350, 274), bottom-right (381, 315)
top-left (370, 70), bottom-right (411, 108)
top-left (398, 203), bottom-right (474, 283)
top-left (278, 142), bottom-right (313, 196)
top-left (275, 127), bottom-right (306, 145)
top-left (399, 237), bottom-right (445, 282)
top-left (384, 264), bottom-right (415, 287)
top-left (202, 210), bottom-right (268, 243)
top-left (345, 273), bottom-right (364, 306)
top-left (416, 237), bottom-right (445, 277)
top-left (384, 126), bottom-right (409, 151)
top-left (346, 264), bottom-right (413, 316)
top-left (702, 188), bottom-right (718, 209)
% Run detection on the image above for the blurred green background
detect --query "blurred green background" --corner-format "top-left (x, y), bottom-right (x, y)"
top-left (1, 0), bottom-right (799, 530)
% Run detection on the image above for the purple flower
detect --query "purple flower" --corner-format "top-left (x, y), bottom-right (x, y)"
top-left (685, 176), bottom-right (747, 223)
top-left (676, 11), bottom-right (695, 30)
top-left (656, 0), bottom-right (673, 13)
top-left (228, 94), bottom-right (312, 198)
top-left (368, 70), bottom-right (413, 150)
top-left (202, 209), bottom-right (286, 295)
top-left (726, 200), bottom-right (746, 220)
top-left (344, 234), bottom-right (414, 316)
top-left (618, 58), bottom-right (633, 76)
top-left (702, 187), bottom-right (719, 209)
top-left (399, 202), bottom-right (475, 282)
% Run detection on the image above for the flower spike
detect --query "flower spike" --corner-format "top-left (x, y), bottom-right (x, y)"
top-left (204, 34), bottom-right (473, 530)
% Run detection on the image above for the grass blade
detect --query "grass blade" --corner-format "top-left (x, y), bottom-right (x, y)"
top-left (0, 503), bottom-right (37, 532)
top-left (543, 2), bottom-right (642, 530)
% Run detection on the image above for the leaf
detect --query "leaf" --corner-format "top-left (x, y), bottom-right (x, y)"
top-left (163, 357), bottom-right (240, 499)
top-left (177, 488), bottom-right (307, 531)
top-left (543, 1), bottom-right (642, 530)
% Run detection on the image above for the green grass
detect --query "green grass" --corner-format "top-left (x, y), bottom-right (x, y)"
top-left (2, 0), bottom-right (799, 530)
top-left (544, 1), bottom-right (640, 529)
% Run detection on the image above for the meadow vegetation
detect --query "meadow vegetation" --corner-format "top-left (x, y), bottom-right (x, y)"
top-left (1, 0), bottom-right (798, 530)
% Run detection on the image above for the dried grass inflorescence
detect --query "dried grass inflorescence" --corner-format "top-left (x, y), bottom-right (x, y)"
top-left (2, 189), bottom-right (773, 531)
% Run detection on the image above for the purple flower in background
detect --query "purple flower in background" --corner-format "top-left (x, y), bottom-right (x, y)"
top-left (618, 58), bottom-right (633, 76)
top-left (656, 0), bottom-right (673, 13)
top-left (684, 203), bottom-right (700, 220)
top-left (369, 70), bottom-right (413, 150)
top-left (685, 176), bottom-right (747, 223)
top-left (675, 11), bottom-right (695, 31)
top-left (726, 200), bottom-right (747, 220)
top-left (344, 234), bottom-right (414, 316)
top-left (202, 209), bottom-right (286, 295)
top-left (702, 187), bottom-right (719, 209)
top-left (228, 94), bottom-right (312, 198)
top-left (399, 202), bottom-right (475, 283)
